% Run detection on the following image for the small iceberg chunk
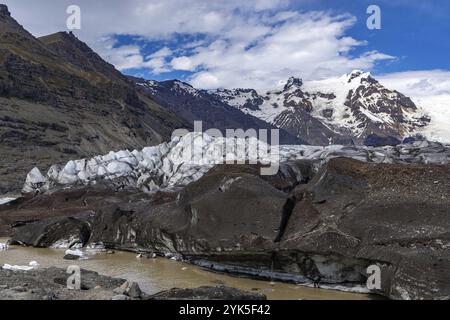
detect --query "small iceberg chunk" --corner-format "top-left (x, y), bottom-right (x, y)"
top-left (0, 197), bottom-right (16, 205)
top-left (22, 167), bottom-right (46, 193)
top-left (2, 261), bottom-right (39, 271)
top-left (64, 249), bottom-right (87, 260)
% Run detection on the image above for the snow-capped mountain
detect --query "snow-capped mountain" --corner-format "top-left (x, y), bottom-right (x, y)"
top-left (211, 71), bottom-right (431, 145)
top-left (131, 77), bottom-right (305, 145)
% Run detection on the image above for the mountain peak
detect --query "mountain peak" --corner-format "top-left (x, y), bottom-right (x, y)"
top-left (0, 4), bottom-right (25, 34)
top-left (54, 31), bottom-right (77, 40)
top-left (39, 31), bottom-right (92, 54)
top-left (0, 4), bottom-right (10, 17)
top-left (283, 77), bottom-right (303, 90)
top-left (170, 80), bottom-right (200, 95)
top-left (349, 69), bottom-right (364, 77)
top-left (39, 31), bottom-right (85, 47)
top-left (38, 31), bottom-right (125, 84)
top-left (343, 70), bottom-right (375, 84)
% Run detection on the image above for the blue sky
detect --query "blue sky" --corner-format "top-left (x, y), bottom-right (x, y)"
top-left (304, 0), bottom-right (450, 74)
top-left (3, 0), bottom-right (450, 89)
top-left (111, 33), bottom-right (205, 82)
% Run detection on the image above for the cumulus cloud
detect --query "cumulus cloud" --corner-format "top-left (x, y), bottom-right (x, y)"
top-left (378, 70), bottom-right (450, 97)
top-left (179, 12), bottom-right (395, 89)
top-left (141, 47), bottom-right (173, 73)
top-left (171, 56), bottom-right (196, 71)
top-left (147, 47), bottom-right (172, 59)
top-left (3, 0), bottom-right (396, 88)
top-left (104, 44), bottom-right (144, 71)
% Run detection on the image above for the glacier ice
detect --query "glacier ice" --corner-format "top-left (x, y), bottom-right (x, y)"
top-left (22, 133), bottom-right (450, 195)
top-left (2, 261), bottom-right (39, 271)
top-left (0, 197), bottom-right (16, 205)
top-left (22, 167), bottom-right (46, 193)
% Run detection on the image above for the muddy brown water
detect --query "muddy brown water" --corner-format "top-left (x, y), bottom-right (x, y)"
top-left (0, 238), bottom-right (372, 300)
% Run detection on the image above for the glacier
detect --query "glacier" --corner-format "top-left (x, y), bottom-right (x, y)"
top-left (22, 132), bottom-right (450, 195)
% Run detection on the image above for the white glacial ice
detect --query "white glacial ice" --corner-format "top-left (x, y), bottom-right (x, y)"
top-left (0, 197), bottom-right (16, 205)
top-left (65, 248), bottom-right (88, 260)
top-left (65, 249), bottom-right (84, 257)
top-left (2, 261), bottom-right (39, 271)
top-left (22, 167), bottom-right (46, 194)
top-left (22, 132), bottom-right (449, 195)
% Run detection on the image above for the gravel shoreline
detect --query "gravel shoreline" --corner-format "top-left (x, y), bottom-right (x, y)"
top-left (0, 267), bottom-right (266, 300)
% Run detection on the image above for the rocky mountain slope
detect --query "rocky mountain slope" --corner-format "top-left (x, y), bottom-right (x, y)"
top-left (0, 5), bottom-right (189, 194)
top-left (211, 71), bottom-right (431, 145)
top-left (132, 77), bottom-right (303, 144)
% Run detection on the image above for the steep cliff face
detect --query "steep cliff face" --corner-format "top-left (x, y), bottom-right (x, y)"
top-left (0, 6), bottom-right (188, 194)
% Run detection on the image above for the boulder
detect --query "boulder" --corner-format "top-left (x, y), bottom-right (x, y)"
top-left (148, 286), bottom-right (266, 300)
top-left (0, 267), bottom-right (127, 300)
top-left (113, 281), bottom-right (142, 299)
top-left (11, 217), bottom-right (91, 248)
top-left (63, 254), bottom-right (81, 260)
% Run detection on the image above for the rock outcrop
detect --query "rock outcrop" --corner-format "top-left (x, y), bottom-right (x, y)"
top-left (148, 286), bottom-right (266, 300)
top-left (0, 267), bottom-right (126, 300)
top-left (0, 267), bottom-right (265, 300)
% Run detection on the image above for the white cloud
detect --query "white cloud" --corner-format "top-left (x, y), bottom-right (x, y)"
top-left (104, 44), bottom-right (144, 70)
top-left (170, 56), bottom-right (195, 71)
top-left (183, 12), bottom-right (395, 89)
top-left (142, 57), bottom-right (169, 74)
top-left (191, 72), bottom-right (220, 88)
top-left (3, 0), bottom-right (395, 88)
top-left (141, 47), bottom-right (173, 73)
top-left (377, 70), bottom-right (450, 97)
top-left (147, 47), bottom-right (172, 59)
